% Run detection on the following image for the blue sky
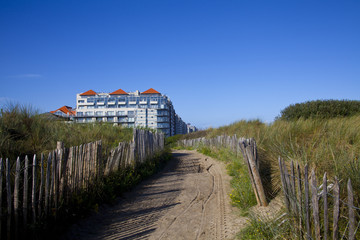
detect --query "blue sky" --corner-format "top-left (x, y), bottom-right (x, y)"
top-left (0, 0), bottom-right (359, 128)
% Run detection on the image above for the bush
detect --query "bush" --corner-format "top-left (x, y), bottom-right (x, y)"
top-left (278, 99), bottom-right (360, 121)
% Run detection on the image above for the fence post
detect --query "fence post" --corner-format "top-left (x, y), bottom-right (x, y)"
top-left (38, 154), bottom-right (44, 217)
top-left (23, 155), bottom-right (29, 229)
top-left (296, 163), bottom-right (303, 240)
top-left (32, 155), bottom-right (37, 223)
top-left (279, 157), bottom-right (290, 211)
top-left (304, 165), bottom-right (311, 240)
top-left (6, 158), bottom-right (12, 240)
top-left (246, 145), bottom-right (268, 207)
top-left (14, 157), bottom-right (20, 237)
top-left (240, 139), bottom-right (267, 206)
top-left (290, 161), bottom-right (297, 214)
top-left (45, 152), bottom-right (51, 216)
top-left (323, 173), bottom-right (328, 240)
top-left (348, 179), bottom-right (355, 240)
top-left (333, 177), bottom-right (340, 240)
top-left (311, 170), bottom-right (321, 240)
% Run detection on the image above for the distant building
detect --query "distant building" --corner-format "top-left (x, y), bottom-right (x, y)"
top-left (187, 123), bottom-right (198, 133)
top-left (50, 106), bottom-right (76, 119)
top-left (69, 88), bottom-right (195, 137)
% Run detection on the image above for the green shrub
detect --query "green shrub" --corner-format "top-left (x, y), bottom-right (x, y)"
top-left (278, 99), bottom-right (360, 121)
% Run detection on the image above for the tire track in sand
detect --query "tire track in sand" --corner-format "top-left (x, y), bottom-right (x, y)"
top-left (61, 150), bottom-right (245, 240)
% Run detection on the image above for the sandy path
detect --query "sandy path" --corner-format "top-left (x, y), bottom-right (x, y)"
top-left (62, 150), bottom-right (246, 240)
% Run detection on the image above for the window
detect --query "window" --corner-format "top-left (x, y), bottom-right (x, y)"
top-left (87, 105), bottom-right (95, 109)
top-left (87, 98), bottom-right (95, 103)
top-left (77, 112), bottom-right (84, 116)
top-left (158, 110), bottom-right (168, 116)
top-left (158, 117), bottom-right (168, 122)
top-left (118, 117), bottom-right (127, 122)
top-left (107, 111), bottom-right (115, 116)
top-left (158, 123), bottom-right (170, 128)
top-left (85, 111), bottom-right (94, 116)
top-left (78, 106), bottom-right (85, 109)
top-left (97, 98), bottom-right (105, 102)
top-left (95, 111), bottom-right (104, 116)
top-left (78, 100), bottom-right (85, 103)
top-left (107, 117), bottom-right (114, 122)
top-left (128, 117), bottom-right (135, 122)
top-left (108, 97), bottom-right (116, 102)
top-left (86, 118), bottom-right (93, 123)
top-left (117, 111), bottom-right (125, 116)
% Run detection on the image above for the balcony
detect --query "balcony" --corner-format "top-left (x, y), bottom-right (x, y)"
top-left (157, 117), bottom-right (169, 123)
top-left (139, 100), bottom-right (147, 105)
top-left (157, 112), bottom-right (168, 116)
top-left (129, 101), bottom-right (137, 105)
top-left (150, 101), bottom-right (158, 105)
top-left (118, 101), bottom-right (126, 105)
top-left (78, 102), bottom-right (94, 106)
top-left (118, 118), bottom-right (127, 123)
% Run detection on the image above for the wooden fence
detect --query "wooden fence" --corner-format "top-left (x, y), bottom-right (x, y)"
top-left (279, 157), bottom-right (359, 240)
top-left (105, 129), bottom-right (165, 175)
top-left (180, 135), bottom-right (268, 206)
top-left (179, 135), bottom-right (359, 239)
top-left (0, 129), bottom-right (164, 239)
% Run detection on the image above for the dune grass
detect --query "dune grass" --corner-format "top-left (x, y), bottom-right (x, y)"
top-left (181, 117), bottom-right (360, 238)
top-left (185, 116), bottom-right (360, 205)
top-left (0, 103), bottom-right (133, 162)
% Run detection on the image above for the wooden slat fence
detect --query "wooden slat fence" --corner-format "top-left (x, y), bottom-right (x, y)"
top-left (180, 135), bottom-right (268, 206)
top-left (105, 129), bottom-right (165, 175)
top-left (279, 157), bottom-right (360, 240)
top-left (0, 129), bottom-right (164, 239)
top-left (179, 135), bottom-right (360, 239)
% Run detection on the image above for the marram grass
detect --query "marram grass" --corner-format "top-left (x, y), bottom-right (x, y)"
top-left (185, 116), bottom-right (360, 205)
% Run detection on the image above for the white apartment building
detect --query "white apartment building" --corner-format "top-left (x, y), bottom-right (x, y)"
top-left (73, 88), bottom-right (188, 136)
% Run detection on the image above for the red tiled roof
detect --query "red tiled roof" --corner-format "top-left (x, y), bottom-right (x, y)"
top-left (110, 89), bottom-right (128, 95)
top-left (50, 106), bottom-right (75, 116)
top-left (141, 88), bottom-right (160, 94)
top-left (80, 90), bottom-right (97, 96)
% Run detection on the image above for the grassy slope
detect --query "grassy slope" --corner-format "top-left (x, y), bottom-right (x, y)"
top-left (0, 104), bottom-right (133, 161)
top-left (180, 117), bottom-right (360, 239)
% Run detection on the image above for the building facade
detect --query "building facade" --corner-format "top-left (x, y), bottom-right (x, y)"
top-left (73, 88), bottom-right (191, 136)
top-left (50, 106), bottom-right (76, 118)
